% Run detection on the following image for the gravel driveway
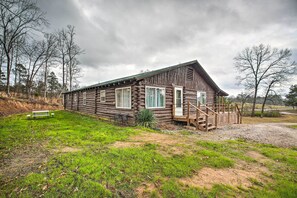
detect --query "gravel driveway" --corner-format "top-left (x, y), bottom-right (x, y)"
top-left (199, 123), bottom-right (297, 147)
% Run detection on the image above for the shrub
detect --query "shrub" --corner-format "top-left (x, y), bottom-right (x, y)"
top-left (136, 109), bottom-right (155, 128)
top-left (243, 110), bottom-right (281, 117)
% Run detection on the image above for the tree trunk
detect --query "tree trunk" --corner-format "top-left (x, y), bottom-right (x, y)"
top-left (44, 61), bottom-right (48, 99)
top-left (251, 85), bottom-right (258, 117)
top-left (6, 54), bottom-right (11, 96)
top-left (261, 81), bottom-right (274, 118)
top-left (62, 58), bottom-right (65, 90)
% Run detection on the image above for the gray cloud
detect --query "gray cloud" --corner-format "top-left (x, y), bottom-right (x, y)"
top-left (38, 0), bottom-right (297, 95)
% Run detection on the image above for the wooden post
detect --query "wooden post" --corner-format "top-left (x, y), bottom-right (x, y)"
top-left (205, 106), bottom-right (209, 132)
top-left (228, 103), bottom-right (230, 124)
top-left (218, 96), bottom-right (220, 113)
top-left (222, 96), bottom-right (225, 113)
top-left (187, 101), bottom-right (190, 126)
top-left (196, 107), bottom-right (199, 130)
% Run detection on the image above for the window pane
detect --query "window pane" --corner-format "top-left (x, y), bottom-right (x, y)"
top-left (116, 89), bottom-right (122, 107)
top-left (157, 88), bottom-right (165, 107)
top-left (146, 88), bottom-right (155, 108)
top-left (123, 88), bottom-right (130, 108)
top-left (176, 90), bottom-right (181, 107)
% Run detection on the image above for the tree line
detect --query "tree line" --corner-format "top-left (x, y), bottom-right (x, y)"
top-left (0, 0), bottom-right (83, 99)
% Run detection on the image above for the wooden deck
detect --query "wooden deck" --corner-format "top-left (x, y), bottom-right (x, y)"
top-left (173, 115), bottom-right (217, 131)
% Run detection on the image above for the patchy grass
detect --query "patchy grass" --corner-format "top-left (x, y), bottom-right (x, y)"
top-left (1, 111), bottom-right (297, 197)
top-left (243, 114), bottom-right (297, 124)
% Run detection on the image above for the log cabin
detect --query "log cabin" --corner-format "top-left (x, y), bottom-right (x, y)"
top-left (63, 60), bottom-right (242, 131)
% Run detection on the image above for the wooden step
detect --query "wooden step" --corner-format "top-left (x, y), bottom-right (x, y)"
top-left (207, 126), bottom-right (217, 131)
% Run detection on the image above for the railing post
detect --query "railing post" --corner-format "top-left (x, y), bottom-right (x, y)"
top-left (187, 101), bottom-right (190, 126)
top-left (215, 113), bottom-right (218, 129)
top-left (228, 103), bottom-right (230, 124)
top-left (222, 96), bottom-right (225, 113)
top-left (205, 106), bottom-right (209, 132)
top-left (196, 107), bottom-right (199, 130)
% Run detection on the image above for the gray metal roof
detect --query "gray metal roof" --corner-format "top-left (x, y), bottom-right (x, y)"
top-left (63, 60), bottom-right (228, 96)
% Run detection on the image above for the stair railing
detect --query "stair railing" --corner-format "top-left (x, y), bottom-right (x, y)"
top-left (204, 104), bottom-right (218, 129)
top-left (187, 101), bottom-right (209, 131)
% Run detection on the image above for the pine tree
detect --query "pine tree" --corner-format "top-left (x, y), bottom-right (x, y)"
top-left (284, 85), bottom-right (297, 109)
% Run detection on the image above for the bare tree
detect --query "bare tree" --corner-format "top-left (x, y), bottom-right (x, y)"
top-left (64, 25), bottom-right (83, 91)
top-left (0, 0), bottom-right (47, 96)
top-left (21, 39), bottom-right (46, 97)
top-left (234, 44), bottom-right (297, 116)
top-left (42, 33), bottom-right (58, 98)
top-left (56, 29), bottom-right (68, 91)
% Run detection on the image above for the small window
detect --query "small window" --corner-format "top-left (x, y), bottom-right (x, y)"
top-left (197, 91), bottom-right (206, 105)
top-left (74, 93), bottom-right (77, 102)
top-left (67, 94), bottom-right (70, 100)
top-left (83, 91), bottom-right (86, 105)
top-left (146, 86), bottom-right (166, 108)
top-left (115, 87), bottom-right (131, 109)
top-left (187, 68), bottom-right (194, 81)
top-left (100, 90), bottom-right (106, 103)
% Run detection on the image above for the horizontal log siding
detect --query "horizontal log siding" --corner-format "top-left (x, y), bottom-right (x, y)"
top-left (96, 83), bottom-right (135, 123)
top-left (77, 88), bottom-right (96, 115)
top-left (65, 93), bottom-right (72, 110)
top-left (140, 65), bottom-right (216, 123)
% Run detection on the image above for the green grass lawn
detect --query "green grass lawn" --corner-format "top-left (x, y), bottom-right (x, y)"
top-left (0, 111), bottom-right (297, 197)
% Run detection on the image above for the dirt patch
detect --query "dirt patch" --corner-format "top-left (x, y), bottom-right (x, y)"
top-left (53, 146), bottom-right (81, 153)
top-left (199, 123), bottom-right (297, 147)
top-left (246, 151), bottom-right (272, 164)
top-left (112, 141), bottom-right (145, 148)
top-left (0, 143), bottom-right (50, 180)
top-left (111, 132), bottom-right (194, 156)
top-left (135, 182), bottom-right (159, 198)
top-left (130, 132), bottom-right (186, 146)
top-left (179, 162), bottom-right (270, 189)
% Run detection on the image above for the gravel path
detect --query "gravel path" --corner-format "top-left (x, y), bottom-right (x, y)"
top-left (199, 123), bottom-right (297, 147)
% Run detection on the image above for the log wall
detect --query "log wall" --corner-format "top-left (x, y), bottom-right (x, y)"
top-left (139, 65), bottom-right (216, 123)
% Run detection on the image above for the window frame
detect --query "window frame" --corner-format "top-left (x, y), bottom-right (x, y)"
top-left (100, 90), bottom-right (106, 103)
top-left (145, 86), bottom-right (166, 109)
top-left (115, 86), bottom-right (132, 109)
top-left (197, 91), bottom-right (207, 106)
top-left (83, 91), bottom-right (87, 105)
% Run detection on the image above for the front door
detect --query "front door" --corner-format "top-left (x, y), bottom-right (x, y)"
top-left (174, 87), bottom-right (183, 116)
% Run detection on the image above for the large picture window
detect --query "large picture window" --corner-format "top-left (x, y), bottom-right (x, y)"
top-left (115, 87), bottom-right (131, 108)
top-left (197, 91), bottom-right (206, 105)
top-left (146, 86), bottom-right (165, 108)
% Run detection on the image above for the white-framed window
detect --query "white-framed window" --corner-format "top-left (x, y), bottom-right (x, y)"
top-left (197, 91), bottom-right (206, 105)
top-left (74, 93), bottom-right (77, 102)
top-left (115, 87), bottom-right (131, 109)
top-left (83, 91), bottom-right (86, 105)
top-left (145, 86), bottom-right (166, 108)
top-left (100, 90), bottom-right (106, 103)
top-left (67, 94), bottom-right (70, 100)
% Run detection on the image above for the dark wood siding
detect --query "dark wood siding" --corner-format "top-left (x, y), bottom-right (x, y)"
top-left (63, 64), bottom-right (219, 125)
top-left (95, 83), bottom-right (135, 123)
top-left (139, 65), bottom-right (216, 123)
top-left (77, 88), bottom-right (96, 114)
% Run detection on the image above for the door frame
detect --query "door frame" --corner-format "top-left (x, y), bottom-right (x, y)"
top-left (173, 86), bottom-right (183, 117)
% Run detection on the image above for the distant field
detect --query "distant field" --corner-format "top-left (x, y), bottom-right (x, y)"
top-left (0, 111), bottom-right (297, 197)
top-left (243, 114), bottom-right (297, 124)
top-left (238, 103), bottom-right (293, 111)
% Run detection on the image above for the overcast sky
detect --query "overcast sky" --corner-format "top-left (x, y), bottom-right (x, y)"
top-left (38, 0), bottom-right (297, 96)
